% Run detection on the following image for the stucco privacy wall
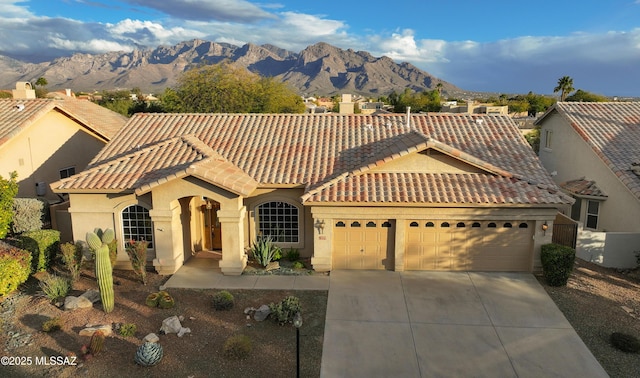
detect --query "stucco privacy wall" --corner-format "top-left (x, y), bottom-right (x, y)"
top-left (67, 192), bottom-right (153, 268)
top-left (576, 227), bottom-right (640, 269)
top-left (0, 111), bottom-right (105, 200)
top-left (539, 112), bottom-right (640, 232)
top-left (310, 206), bottom-right (556, 272)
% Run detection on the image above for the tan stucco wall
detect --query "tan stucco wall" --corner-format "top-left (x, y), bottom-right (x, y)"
top-left (0, 111), bottom-right (105, 201)
top-left (67, 192), bottom-right (153, 269)
top-left (244, 188), bottom-right (313, 257)
top-left (539, 113), bottom-right (640, 232)
top-left (310, 206), bottom-right (556, 272)
top-left (370, 151), bottom-right (484, 174)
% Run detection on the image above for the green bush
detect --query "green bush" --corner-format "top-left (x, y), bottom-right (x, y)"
top-left (119, 323), bottom-right (137, 337)
top-left (251, 236), bottom-right (281, 267)
top-left (541, 243), bottom-right (576, 286)
top-left (11, 198), bottom-right (44, 234)
top-left (610, 332), bottom-right (640, 353)
top-left (0, 171), bottom-right (18, 239)
top-left (212, 290), bottom-right (234, 311)
top-left (223, 334), bottom-right (252, 359)
top-left (19, 229), bottom-right (60, 272)
top-left (39, 273), bottom-right (70, 301)
top-left (285, 248), bottom-right (300, 262)
top-left (60, 241), bottom-right (83, 282)
top-left (269, 295), bottom-right (301, 325)
top-left (42, 317), bottom-right (63, 332)
top-left (292, 261), bottom-right (305, 269)
top-left (0, 243), bottom-right (32, 297)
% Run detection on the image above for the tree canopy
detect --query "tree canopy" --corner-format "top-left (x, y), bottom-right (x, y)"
top-left (160, 63), bottom-right (305, 114)
top-left (565, 89), bottom-right (609, 102)
top-left (554, 76), bottom-right (575, 101)
top-left (387, 88), bottom-right (442, 113)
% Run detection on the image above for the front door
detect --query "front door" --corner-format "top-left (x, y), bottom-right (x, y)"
top-left (203, 200), bottom-right (222, 250)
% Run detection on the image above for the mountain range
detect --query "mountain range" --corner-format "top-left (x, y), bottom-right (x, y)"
top-left (0, 39), bottom-right (461, 96)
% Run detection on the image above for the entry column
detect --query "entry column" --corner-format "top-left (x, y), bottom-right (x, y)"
top-left (218, 207), bottom-right (248, 275)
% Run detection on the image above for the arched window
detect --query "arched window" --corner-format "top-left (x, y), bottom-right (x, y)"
top-left (257, 201), bottom-right (299, 243)
top-left (351, 221), bottom-right (361, 227)
top-left (366, 221), bottom-right (377, 227)
top-left (503, 222), bottom-right (513, 228)
top-left (382, 221), bottom-right (392, 228)
top-left (488, 222), bottom-right (497, 228)
top-left (472, 222), bottom-right (481, 228)
top-left (425, 222), bottom-right (435, 227)
top-left (519, 223), bottom-right (528, 228)
top-left (122, 205), bottom-right (153, 248)
top-left (456, 222), bottom-right (466, 228)
top-left (410, 221), bottom-right (419, 227)
top-left (441, 222), bottom-right (450, 228)
top-left (335, 221), bottom-right (346, 227)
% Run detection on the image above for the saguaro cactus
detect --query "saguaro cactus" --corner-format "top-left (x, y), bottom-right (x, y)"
top-left (86, 229), bottom-right (115, 313)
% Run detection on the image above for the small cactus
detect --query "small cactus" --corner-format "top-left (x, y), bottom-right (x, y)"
top-left (89, 330), bottom-right (105, 355)
top-left (145, 292), bottom-right (160, 307)
top-left (158, 292), bottom-right (175, 309)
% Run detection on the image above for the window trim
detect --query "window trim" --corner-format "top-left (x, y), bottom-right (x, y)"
top-left (544, 129), bottom-right (553, 150)
top-left (585, 200), bottom-right (600, 230)
top-left (59, 166), bottom-right (76, 179)
top-left (121, 204), bottom-right (154, 249)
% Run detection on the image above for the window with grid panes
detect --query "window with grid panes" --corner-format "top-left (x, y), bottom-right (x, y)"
top-left (256, 201), bottom-right (299, 243)
top-left (122, 205), bottom-right (153, 248)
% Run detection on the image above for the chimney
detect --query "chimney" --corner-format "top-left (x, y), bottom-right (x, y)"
top-left (406, 107), bottom-right (411, 129)
top-left (12, 82), bottom-right (36, 99)
top-left (65, 89), bottom-right (72, 97)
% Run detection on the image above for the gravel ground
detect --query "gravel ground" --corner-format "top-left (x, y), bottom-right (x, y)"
top-left (537, 259), bottom-right (640, 378)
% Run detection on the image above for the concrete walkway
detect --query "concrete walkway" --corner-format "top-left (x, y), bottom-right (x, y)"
top-left (161, 258), bottom-right (607, 377)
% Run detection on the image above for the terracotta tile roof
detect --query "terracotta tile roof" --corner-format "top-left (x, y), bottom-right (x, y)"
top-left (537, 102), bottom-right (640, 200)
top-left (52, 135), bottom-right (257, 197)
top-left (55, 113), bottom-right (568, 205)
top-left (0, 99), bottom-right (127, 148)
top-left (560, 178), bottom-right (607, 198)
top-left (303, 173), bottom-right (568, 204)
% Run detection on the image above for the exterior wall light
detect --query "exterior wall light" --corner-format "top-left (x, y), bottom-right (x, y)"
top-left (314, 219), bottom-right (325, 234)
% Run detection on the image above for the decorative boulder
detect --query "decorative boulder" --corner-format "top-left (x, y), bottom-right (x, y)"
top-left (134, 342), bottom-right (163, 367)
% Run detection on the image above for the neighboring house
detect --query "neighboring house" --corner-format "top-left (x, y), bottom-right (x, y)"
top-left (0, 96), bottom-right (127, 201)
top-left (51, 113), bottom-right (570, 275)
top-left (536, 102), bottom-right (640, 268)
top-left (441, 101), bottom-right (509, 115)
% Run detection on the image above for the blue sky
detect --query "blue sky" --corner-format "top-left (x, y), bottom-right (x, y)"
top-left (2, 0), bottom-right (640, 96)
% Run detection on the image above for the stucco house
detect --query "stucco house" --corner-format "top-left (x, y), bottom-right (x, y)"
top-left (0, 91), bottom-right (128, 202)
top-left (536, 102), bottom-right (640, 268)
top-left (51, 112), bottom-right (570, 275)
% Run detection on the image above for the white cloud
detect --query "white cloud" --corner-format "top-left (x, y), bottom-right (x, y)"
top-left (48, 36), bottom-right (134, 54)
top-left (107, 19), bottom-right (205, 45)
top-left (0, 0), bottom-right (33, 18)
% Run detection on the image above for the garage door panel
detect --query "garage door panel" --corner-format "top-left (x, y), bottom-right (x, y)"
top-left (406, 220), bottom-right (533, 272)
top-left (333, 220), bottom-right (393, 270)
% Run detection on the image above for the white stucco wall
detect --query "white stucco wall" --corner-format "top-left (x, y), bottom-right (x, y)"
top-left (577, 226), bottom-right (640, 269)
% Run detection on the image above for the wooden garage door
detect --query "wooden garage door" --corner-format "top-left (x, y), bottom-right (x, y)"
top-left (333, 220), bottom-right (393, 270)
top-left (405, 221), bottom-right (533, 271)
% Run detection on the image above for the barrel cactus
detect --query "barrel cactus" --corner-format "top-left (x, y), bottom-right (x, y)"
top-left (134, 342), bottom-right (163, 367)
top-left (89, 330), bottom-right (105, 355)
top-left (86, 229), bottom-right (115, 313)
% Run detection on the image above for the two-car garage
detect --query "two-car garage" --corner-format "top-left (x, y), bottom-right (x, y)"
top-left (331, 219), bottom-right (534, 272)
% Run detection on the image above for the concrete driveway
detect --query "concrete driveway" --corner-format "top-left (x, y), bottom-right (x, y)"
top-left (320, 271), bottom-right (608, 378)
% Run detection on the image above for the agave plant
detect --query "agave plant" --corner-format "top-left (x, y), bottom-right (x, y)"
top-left (251, 235), bottom-right (281, 267)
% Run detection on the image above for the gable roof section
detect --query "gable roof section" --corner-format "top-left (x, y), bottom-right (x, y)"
top-left (561, 178), bottom-right (607, 198)
top-left (65, 113), bottom-right (567, 205)
top-left (0, 99), bottom-right (127, 148)
top-left (537, 102), bottom-right (640, 200)
top-left (52, 134), bottom-right (258, 197)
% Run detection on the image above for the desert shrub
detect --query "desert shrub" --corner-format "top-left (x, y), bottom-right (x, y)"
top-left (42, 317), bottom-right (63, 332)
top-left (223, 334), bottom-right (252, 360)
top-left (540, 243), bottom-right (575, 286)
top-left (11, 198), bottom-right (44, 233)
top-left (269, 295), bottom-right (301, 324)
top-left (212, 290), bottom-right (234, 310)
top-left (60, 241), bottom-right (83, 282)
top-left (39, 273), bottom-right (70, 301)
top-left (0, 171), bottom-right (18, 239)
top-left (145, 292), bottom-right (160, 307)
top-left (0, 243), bottom-right (32, 297)
top-left (19, 229), bottom-right (60, 272)
top-left (251, 236), bottom-right (281, 267)
top-left (610, 332), bottom-right (640, 353)
top-left (292, 261), bottom-right (305, 269)
top-left (285, 248), bottom-right (300, 262)
top-left (119, 323), bottom-right (137, 337)
top-left (125, 239), bottom-right (148, 285)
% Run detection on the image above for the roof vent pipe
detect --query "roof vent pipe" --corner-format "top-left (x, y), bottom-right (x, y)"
top-left (406, 106), bottom-right (411, 129)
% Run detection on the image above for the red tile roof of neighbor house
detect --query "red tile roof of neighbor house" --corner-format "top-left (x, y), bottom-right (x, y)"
top-left (0, 98), bottom-right (128, 148)
top-left (537, 102), bottom-right (640, 201)
top-left (560, 178), bottom-right (607, 198)
top-left (52, 113), bottom-right (570, 206)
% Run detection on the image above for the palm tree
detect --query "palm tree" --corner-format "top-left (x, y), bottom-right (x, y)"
top-left (554, 76), bottom-right (574, 101)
